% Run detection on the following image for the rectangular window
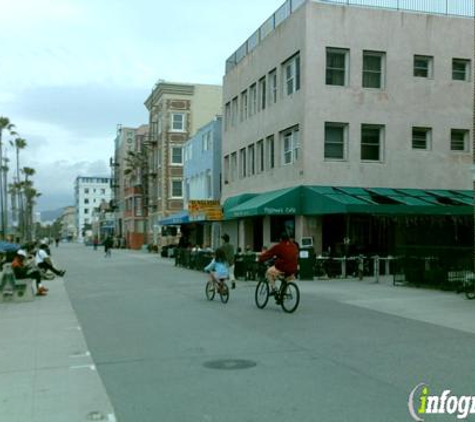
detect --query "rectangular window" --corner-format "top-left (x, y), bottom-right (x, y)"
top-left (412, 127), bottom-right (431, 150)
top-left (239, 148), bottom-right (247, 179)
top-left (281, 126), bottom-right (300, 165)
top-left (452, 59), bottom-right (471, 81)
top-left (84, 208), bottom-right (89, 214)
top-left (224, 155), bottom-right (230, 183)
top-left (259, 77), bottom-right (266, 110)
top-left (361, 125), bottom-right (383, 161)
top-left (171, 113), bottom-right (186, 131)
top-left (268, 69), bottom-right (277, 104)
top-left (414, 55), bottom-right (433, 78)
top-left (84, 198), bottom-right (89, 204)
top-left (324, 123), bottom-right (347, 160)
top-left (257, 140), bottom-right (264, 173)
top-left (84, 188), bottom-right (89, 194)
top-left (171, 146), bottom-right (183, 164)
top-left (240, 90), bottom-right (248, 121)
top-left (202, 131), bottom-right (212, 151)
top-left (231, 152), bottom-right (237, 182)
top-left (363, 51), bottom-right (385, 88)
top-left (283, 53), bottom-right (300, 95)
top-left (249, 84), bottom-right (257, 115)
top-left (451, 129), bottom-right (469, 152)
top-left (231, 97), bottom-right (238, 127)
top-left (224, 102), bottom-right (231, 131)
top-left (101, 189), bottom-right (105, 194)
top-left (266, 135), bottom-right (275, 169)
top-left (171, 179), bottom-right (183, 198)
top-left (206, 171), bottom-right (212, 199)
top-left (326, 48), bottom-right (348, 86)
top-left (248, 144), bottom-right (255, 176)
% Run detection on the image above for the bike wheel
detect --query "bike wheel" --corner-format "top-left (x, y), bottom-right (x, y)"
top-left (219, 282), bottom-right (229, 303)
top-left (205, 281), bottom-right (215, 301)
top-left (466, 283), bottom-right (475, 300)
top-left (280, 282), bottom-right (300, 313)
top-left (255, 280), bottom-right (269, 309)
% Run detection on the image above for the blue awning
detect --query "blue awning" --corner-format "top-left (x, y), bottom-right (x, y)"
top-left (159, 210), bottom-right (189, 226)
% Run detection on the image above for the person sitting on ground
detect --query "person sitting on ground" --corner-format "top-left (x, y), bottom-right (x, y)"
top-left (204, 248), bottom-right (229, 287)
top-left (258, 232), bottom-right (298, 295)
top-left (12, 249), bottom-right (47, 296)
top-left (35, 244), bottom-right (66, 276)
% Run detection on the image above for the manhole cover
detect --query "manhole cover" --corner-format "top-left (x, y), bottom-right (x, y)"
top-left (203, 359), bottom-right (257, 370)
top-left (86, 411), bottom-right (106, 421)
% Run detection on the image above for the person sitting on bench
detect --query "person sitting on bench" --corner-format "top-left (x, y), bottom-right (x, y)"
top-left (12, 249), bottom-right (47, 296)
top-left (35, 244), bottom-right (66, 277)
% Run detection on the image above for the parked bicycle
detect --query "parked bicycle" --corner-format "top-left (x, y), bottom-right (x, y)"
top-left (205, 277), bottom-right (230, 304)
top-left (255, 274), bottom-right (300, 313)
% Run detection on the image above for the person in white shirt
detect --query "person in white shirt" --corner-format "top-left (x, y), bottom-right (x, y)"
top-left (35, 244), bottom-right (66, 277)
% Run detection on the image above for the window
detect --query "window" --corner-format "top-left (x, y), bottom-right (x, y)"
top-left (281, 126), bottom-right (300, 165)
top-left (239, 148), bottom-right (247, 178)
top-left (206, 171), bottom-right (212, 199)
top-left (231, 152), bottom-right (237, 182)
top-left (414, 55), bottom-right (433, 78)
top-left (324, 123), bottom-right (348, 160)
top-left (171, 179), bottom-right (183, 198)
top-left (361, 125), bottom-right (383, 161)
top-left (223, 155), bottom-right (230, 183)
top-left (202, 131), bottom-right (212, 151)
top-left (451, 129), bottom-right (469, 152)
top-left (249, 84), bottom-right (257, 115)
top-left (259, 77), bottom-right (266, 110)
top-left (452, 59), bottom-right (470, 81)
top-left (363, 51), bottom-right (385, 88)
top-left (240, 90), bottom-right (248, 121)
top-left (257, 140), bottom-right (264, 173)
top-left (231, 97), bottom-right (238, 127)
top-left (171, 113), bottom-right (186, 131)
top-left (224, 102), bottom-right (231, 130)
top-left (101, 189), bottom-right (105, 194)
top-left (326, 48), bottom-right (349, 86)
top-left (84, 198), bottom-right (89, 204)
top-left (84, 208), bottom-right (89, 214)
top-left (84, 188), bottom-right (89, 194)
top-left (170, 146), bottom-right (183, 164)
top-left (283, 53), bottom-right (300, 95)
top-left (248, 144), bottom-right (255, 176)
top-left (266, 136), bottom-right (275, 169)
top-left (412, 127), bottom-right (431, 150)
top-left (268, 69), bottom-right (277, 104)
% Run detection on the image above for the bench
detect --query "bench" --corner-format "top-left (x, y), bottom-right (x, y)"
top-left (0, 263), bottom-right (35, 303)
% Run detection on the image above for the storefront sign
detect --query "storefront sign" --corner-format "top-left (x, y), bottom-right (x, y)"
top-left (188, 200), bottom-right (223, 221)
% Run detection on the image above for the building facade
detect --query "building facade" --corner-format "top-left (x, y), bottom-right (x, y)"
top-left (221, 0), bottom-right (473, 255)
top-left (182, 116), bottom-right (223, 247)
top-left (74, 176), bottom-right (112, 242)
top-left (144, 81), bottom-right (222, 245)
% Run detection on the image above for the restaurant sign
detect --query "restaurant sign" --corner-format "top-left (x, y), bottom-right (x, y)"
top-left (188, 200), bottom-right (223, 221)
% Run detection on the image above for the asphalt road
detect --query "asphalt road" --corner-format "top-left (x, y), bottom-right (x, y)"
top-left (57, 243), bottom-right (475, 422)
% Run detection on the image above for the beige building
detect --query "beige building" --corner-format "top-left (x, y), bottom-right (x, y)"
top-left (144, 81), bottom-right (222, 244)
top-left (221, 0), bottom-right (473, 255)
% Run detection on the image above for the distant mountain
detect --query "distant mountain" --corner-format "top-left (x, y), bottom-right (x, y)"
top-left (40, 208), bottom-right (65, 223)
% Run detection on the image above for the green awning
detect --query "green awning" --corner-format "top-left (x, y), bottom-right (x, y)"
top-left (225, 187), bottom-right (301, 219)
top-left (224, 186), bottom-right (473, 219)
top-left (222, 193), bottom-right (257, 214)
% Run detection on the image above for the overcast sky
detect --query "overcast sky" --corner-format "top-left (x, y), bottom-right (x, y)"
top-left (0, 0), bottom-right (285, 211)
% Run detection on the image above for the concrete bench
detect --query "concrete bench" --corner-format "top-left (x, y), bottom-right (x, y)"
top-left (0, 264), bottom-right (35, 303)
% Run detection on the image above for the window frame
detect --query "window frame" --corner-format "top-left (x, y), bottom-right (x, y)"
top-left (324, 122), bottom-right (348, 161)
top-left (170, 145), bottom-right (183, 165)
top-left (282, 53), bottom-right (300, 96)
top-left (413, 55), bottom-right (434, 79)
top-left (266, 135), bottom-right (275, 170)
top-left (268, 69), bottom-right (277, 105)
top-left (450, 129), bottom-right (469, 152)
top-left (412, 127), bottom-right (432, 150)
top-left (259, 76), bottom-right (266, 110)
top-left (171, 113), bottom-right (186, 132)
top-left (362, 51), bottom-right (385, 89)
top-left (361, 124), bottom-right (384, 162)
top-left (249, 83), bottom-right (257, 115)
top-left (281, 126), bottom-right (300, 166)
top-left (170, 179), bottom-right (183, 198)
top-left (326, 48), bottom-right (349, 86)
top-left (452, 58), bottom-right (471, 82)
top-left (239, 148), bottom-right (247, 179)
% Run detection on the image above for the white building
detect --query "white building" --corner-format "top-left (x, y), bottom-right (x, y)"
top-left (74, 176), bottom-right (112, 241)
top-left (221, 0), bottom-right (473, 255)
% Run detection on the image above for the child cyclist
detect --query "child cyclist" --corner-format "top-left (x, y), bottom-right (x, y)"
top-left (204, 248), bottom-right (229, 289)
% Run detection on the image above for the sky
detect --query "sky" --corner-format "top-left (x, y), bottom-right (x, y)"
top-left (0, 0), bottom-right (286, 211)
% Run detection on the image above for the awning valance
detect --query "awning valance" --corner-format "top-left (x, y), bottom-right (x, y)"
top-left (159, 210), bottom-right (189, 226)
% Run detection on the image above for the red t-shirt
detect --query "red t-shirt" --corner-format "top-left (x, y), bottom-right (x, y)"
top-left (259, 241), bottom-right (298, 275)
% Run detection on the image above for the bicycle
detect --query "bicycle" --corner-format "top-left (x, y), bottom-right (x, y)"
top-left (205, 277), bottom-right (230, 303)
top-left (255, 274), bottom-right (300, 313)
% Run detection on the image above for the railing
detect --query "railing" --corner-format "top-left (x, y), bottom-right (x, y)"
top-left (225, 0), bottom-right (474, 73)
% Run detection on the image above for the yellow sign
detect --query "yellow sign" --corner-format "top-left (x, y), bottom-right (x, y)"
top-left (188, 200), bottom-right (222, 221)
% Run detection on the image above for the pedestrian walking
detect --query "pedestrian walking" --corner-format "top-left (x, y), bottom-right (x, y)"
top-left (104, 236), bottom-right (113, 258)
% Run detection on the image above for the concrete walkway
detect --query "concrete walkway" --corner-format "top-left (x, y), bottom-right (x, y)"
top-left (0, 245), bottom-right (473, 421)
top-left (0, 269), bottom-right (116, 422)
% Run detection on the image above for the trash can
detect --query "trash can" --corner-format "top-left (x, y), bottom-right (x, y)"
top-left (299, 247), bottom-right (315, 280)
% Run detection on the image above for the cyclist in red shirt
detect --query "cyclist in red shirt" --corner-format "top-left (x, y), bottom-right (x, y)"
top-left (258, 232), bottom-right (298, 294)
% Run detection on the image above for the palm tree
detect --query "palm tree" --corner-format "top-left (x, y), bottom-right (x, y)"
top-left (10, 138), bottom-right (27, 235)
top-left (22, 180), bottom-right (41, 242)
top-left (1, 157), bottom-right (9, 236)
top-left (0, 117), bottom-right (16, 239)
